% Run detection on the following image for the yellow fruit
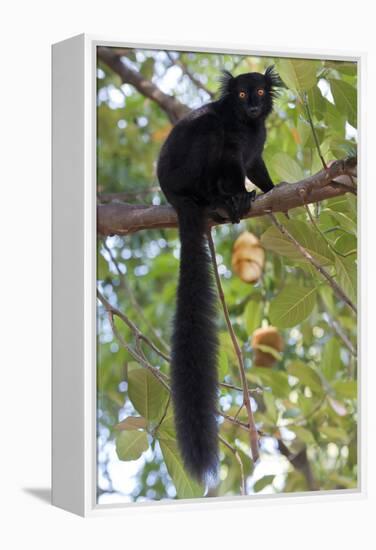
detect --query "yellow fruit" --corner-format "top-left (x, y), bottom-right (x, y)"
top-left (232, 231), bottom-right (265, 284)
top-left (252, 326), bottom-right (284, 368)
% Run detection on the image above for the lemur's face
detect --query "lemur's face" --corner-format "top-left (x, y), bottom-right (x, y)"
top-left (220, 66), bottom-right (281, 119)
top-left (235, 73), bottom-right (273, 119)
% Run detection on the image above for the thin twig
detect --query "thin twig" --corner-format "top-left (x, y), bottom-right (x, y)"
top-left (219, 411), bottom-right (250, 430)
top-left (269, 213), bottom-right (357, 314)
top-left (97, 289), bottom-right (170, 391)
top-left (97, 287), bottom-right (171, 363)
top-left (303, 203), bottom-right (355, 258)
top-left (153, 395), bottom-right (171, 435)
top-left (165, 51), bottom-right (215, 98)
top-left (319, 298), bottom-right (357, 358)
top-left (102, 239), bottom-right (170, 353)
top-left (207, 230), bottom-right (260, 463)
top-left (218, 435), bottom-right (246, 495)
top-left (301, 92), bottom-right (327, 169)
top-left (219, 381), bottom-right (264, 395)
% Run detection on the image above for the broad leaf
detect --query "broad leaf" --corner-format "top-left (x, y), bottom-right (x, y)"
top-left (116, 430), bottom-right (149, 461)
top-left (335, 255), bottom-right (357, 303)
top-left (321, 339), bottom-right (341, 380)
top-left (271, 153), bottom-right (305, 182)
top-left (261, 220), bottom-right (333, 266)
top-left (128, 367), bottom-right (169, 422)
top-left (244, 298), bottom-right (263, 335)
top-left (254, 344), bottom-right (282, 361)
top-left (320, 426), bottom-right (349, 444)
top-left (276, 59), bottom-right (319, 91)
top-left (287, 361), bottom-right (323, 394)
top-left (330, 79), bottom-right (357, 127)
top-left (290, 426), bottom-right (316, 445)
top-left (332, 380), bottom-right (357, 399)
top-left (269, 285), bottom-right (317, 328)
top-left (114, 416), bottom-right (148, 431)
top-left (253, 475), bottom-right (275, 493)
top-left (159, 439), bottom-right (204, 498)
top-left (248, 368), bottom-right (290, 399)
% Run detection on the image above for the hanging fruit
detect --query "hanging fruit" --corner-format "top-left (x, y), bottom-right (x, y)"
top-left (232, 231), bottom-right (265, 284)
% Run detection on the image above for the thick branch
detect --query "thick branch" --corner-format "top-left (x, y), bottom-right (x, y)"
top-left (97, 157), bottom-right (357, 236)
top-left (97, 47), bottom-right (190, 124)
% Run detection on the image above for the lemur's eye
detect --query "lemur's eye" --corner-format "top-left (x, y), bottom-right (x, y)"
top-left (239, 91), bottom-right (246, 99)
top-left (257, 88), bottom-right (265, 96)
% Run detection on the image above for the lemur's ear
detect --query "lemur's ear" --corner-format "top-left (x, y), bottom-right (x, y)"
top-left (219, 70), bottom-right (235, 97)
top-left (264, 65), bottom-right (284, 89)
top-left (264, 65), bottom-right (284, 100)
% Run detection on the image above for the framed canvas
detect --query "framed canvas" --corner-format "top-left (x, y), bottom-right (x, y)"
top-left (52, 34), bottom-right (365, 517)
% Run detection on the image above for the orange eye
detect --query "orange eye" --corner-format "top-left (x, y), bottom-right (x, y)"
top-left (239, 91), bottom-right (246, 99)
top-left (257, 88), bottom-right (265, 96)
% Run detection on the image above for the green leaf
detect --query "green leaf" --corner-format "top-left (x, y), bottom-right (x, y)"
top-left (276, 59), bottom-right (319, 91)
top-left (327, 396), bottom-right (347, 417)
top-left (271, 153), bottom-right (305, 182)
top-left (156, 408), bottom-right (176, 441)
top-left (263, 392), bottom-right (278, 423)
top-left (140, 57), bottom-right (155, 80)
top-left (114, 416), bottom-right (148, 431)
top-left (244, 299), bottom-right (263, 335)
top-left (261, 225), bottom-right (302, 262)
top-left (306, 85), bottom-right (326, 117)
top-left (329, 79), bottom-right (357, 128)
top-left (287, 361), bottom-right (323, 394)
top-left (283, 407), bottom-right (301, 419)
top-left (116, 430), bottom-right (149, 461)
top-left (261, 220), bottom-right (333, 266)
top-left (327, 210), bottom-right (357, 236)
top-left (128, 367), bottom-right (169, 422)
top-left (218, 348), bottom-right (229, 379)
top-left (335, 255), bottom-right (357, 303)
top-left (334, 234), bottom-right (357, 256)
top-left (248, 368), bottom-right (290, 399)
top-left (347, 195), bottom-right (357, 219)
top-left (320, 426), bottom-right (349, 444)
top-left (332, 380), bottom-right (357, 399)
top-left (290, 426), bottom-right (316, 445)
top-left (97, 252), bottom-right (109, 280)
top-left (269, 285), bottom-right (317, 328)
top-left (253, 475), bottom-right (275, 493)
top-left (254, 344), bottom-right (282, 361)
top-left (159, 439), bottom-right (204, 498)
top-left (321, 339), bottom-right (341, 380)
top-left (219, 331), bottom-right (238, 366)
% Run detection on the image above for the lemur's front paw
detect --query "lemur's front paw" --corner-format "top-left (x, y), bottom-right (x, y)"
top-left (234, 190), bottom-right (256, 221)
top-left (210, 190), bottom-right (256, 224)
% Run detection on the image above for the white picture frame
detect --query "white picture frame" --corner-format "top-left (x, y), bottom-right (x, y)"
top-left (52, 33), bottom-right (366, 517)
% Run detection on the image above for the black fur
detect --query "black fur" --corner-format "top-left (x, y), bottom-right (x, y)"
top-left (157, 68), bottom-right (280, 482)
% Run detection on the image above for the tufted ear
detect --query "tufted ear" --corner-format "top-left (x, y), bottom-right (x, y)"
top-left (218, 70), bottom-right (235, 97)
top-left (264, 65), bottom-right (283, 89)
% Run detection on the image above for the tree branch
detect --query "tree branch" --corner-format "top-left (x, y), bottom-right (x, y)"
top-left (97, 157), bottom-right (357, 236)
top-left (97, 47), bottom-right (190, 123)
top-left (165, 51), bottom-right (215, 98)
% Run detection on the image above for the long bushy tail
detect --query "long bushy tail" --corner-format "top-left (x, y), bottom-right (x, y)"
top-left (171, 202), bottom-right (219, 483)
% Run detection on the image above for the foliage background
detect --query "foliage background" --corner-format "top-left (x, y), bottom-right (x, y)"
top-left (96, 49), bottom-right (357, 503)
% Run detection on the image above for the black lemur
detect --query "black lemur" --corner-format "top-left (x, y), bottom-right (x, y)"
top-left (157, 67), bottom-right (281, 482)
